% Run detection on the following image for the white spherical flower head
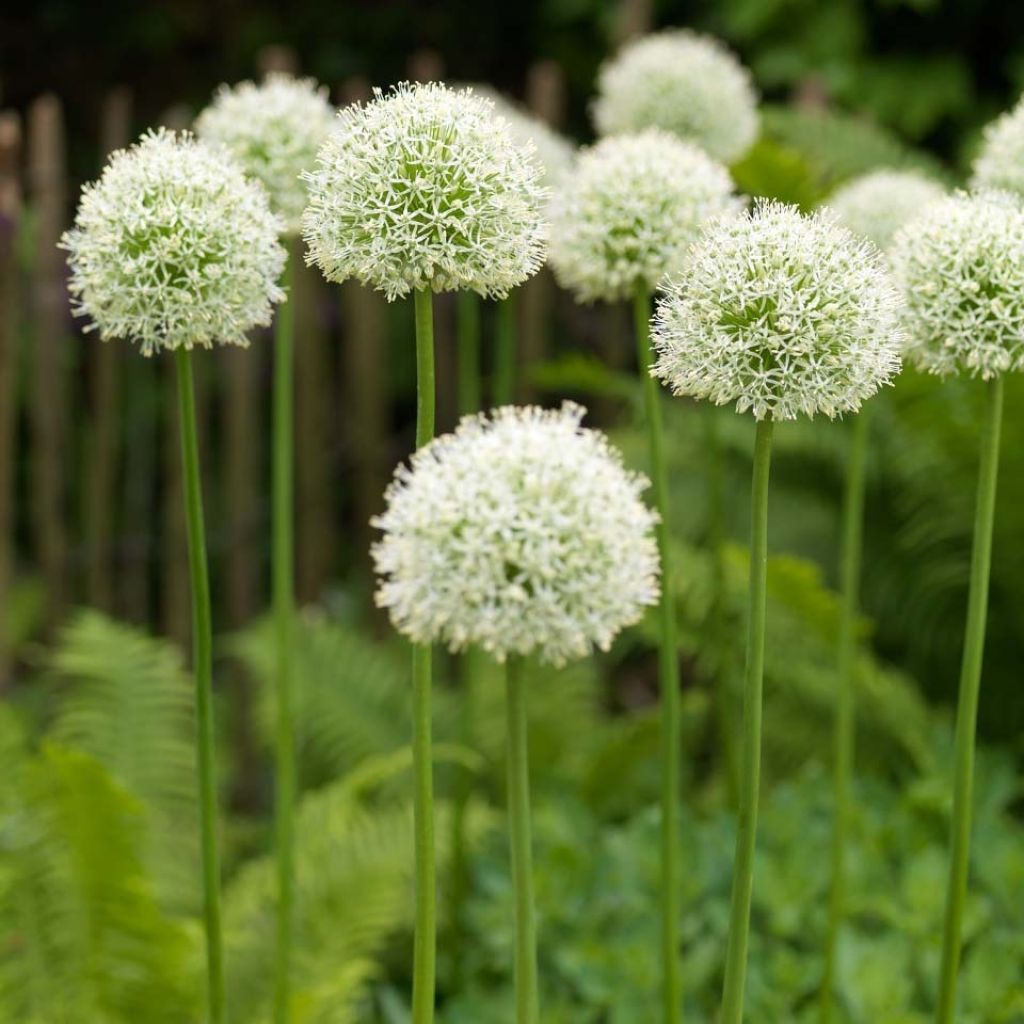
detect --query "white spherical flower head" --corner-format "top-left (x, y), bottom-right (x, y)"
top-left (302, 82), bottom-right (549, 301)
top-left (196, 72), bottom-right (335, 233)
top-left (652, 200), bottom-right (903, 421)
top-left (61, 129), bottom-right (286, 356)
top-left (548, 130), bottom-right (739, 303)
top-left (593, 30), bottom-right (759, 164)
top-left (971, 97), bottom-right (1024, 197)
top-left (372, 403), bottom-right (660, 666)
top-left (890, 190), bottom-right (1024, 379)
top-left (826, 169), bottom-right (946, 251)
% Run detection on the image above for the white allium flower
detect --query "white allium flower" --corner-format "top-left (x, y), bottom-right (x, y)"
top-left (890, 189), bottom-right (1024, 379)
top-left (61, 129), bottom-right (286, 355)
top-left (302, 82), bottom-right (549, 301)
top-left (826, 169), bottom-right (946, 251)
top-left (372, 403), bottom-right (660, 666)
top-left (652, 200), bottom-right (903, 420)
top-left (593, 30), bottom-right (759, 164)
top-left (971, 97), bottom-right (1024, 196)
top-left (548, 130), bottom-right (739, 302)
top-left (195, 72), bottom-right (335, 233)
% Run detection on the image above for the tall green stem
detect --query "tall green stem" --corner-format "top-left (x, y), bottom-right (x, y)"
top-left (632, 285), bottom-right (683, 1023)
top-left (412, 288), bottom-right (437, 1024)
top-left (719, 417), bottom-right (773, 1024)
top-left (457, 290), bottom-right (482, 417)
top-left (935, 375), bottom-right (1003, 1024)
top-left (506, 656), bottom-right (539, 1024)
top-left (493, 293), bottom-right (517, 407)
top-left (820, 408), bottom-right (870, 1023)
top-left (273, 252), bottom-right (296, 1024)
top-left (175, 346), bottom-right (225, 1024)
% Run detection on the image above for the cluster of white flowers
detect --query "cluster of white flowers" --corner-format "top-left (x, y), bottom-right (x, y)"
top-left (652, 200), bottom-right (903, 420)
top-left (468, 84), bottom-right (575, 187)
top-left (61, 129), bottom-right (286, 355)
top-left (592, 30), bottom-right (759, 164)
top-left (195, 72), bottom-right (335, 233)
top-left (890, 190), bottom-right (1024, 379)
top-left (971, 97), bottom-right (1024, 197)
top-left (548, 130), bottom-right (738, 302)
top-left (302, 82), bottom-right (549, 301)
top-left (826, 169), bottom-right (946, 252)
top-left (372, 403), bottom-right (660, 666)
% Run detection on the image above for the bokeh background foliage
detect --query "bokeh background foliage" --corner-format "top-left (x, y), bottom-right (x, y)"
top-left (2, 0), bottom-right (1024, 1021)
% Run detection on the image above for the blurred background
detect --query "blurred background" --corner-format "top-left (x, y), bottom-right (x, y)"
top-left (2, 2), bottom-right (1024, 1021)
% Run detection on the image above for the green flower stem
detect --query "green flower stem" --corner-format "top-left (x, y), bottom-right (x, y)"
top-left (273, 252), bottom-right (296, 1024)
top-left (505, 655), bottom-right (539, 1024)
top-left (493, 293), bottom-right (517, 406)
top-left (457, 290), bottom-right (482, 417)
top-left (174, 346), bottom-right (225, 1024)
top-left (703, 407), bottom-right (740, 809)
top-left (820, 407), bottom-right (870, 1023)
top-left (412, 287), bottom-right (437, 1024)
top-left (936, 374), bottom-right (1004, 1024)
top-left (720, 416), bottom-right (773, 1024)
top-left (632, 284), bottom-right (683, 1024)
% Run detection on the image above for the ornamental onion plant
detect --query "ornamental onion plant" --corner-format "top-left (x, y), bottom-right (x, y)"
top-left (301, 81), bottom-right (547, 1024)
top-left (372, 403), bottom-right (660, 1024)
top-left (61, 128), bottom-right (287, 1024)
top-left (548, 128), bottom-right (738, 1023)
top-left (818, 167), bottom-right (945, 1023)
top-left (196, 71), bottom-right (334, 1024)
top-left (653, 200), bottom-right (902, 1024)
top-left (890, 188), bottom-right (1024, 1024)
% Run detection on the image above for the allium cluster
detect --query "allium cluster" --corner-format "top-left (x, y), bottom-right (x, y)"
top-left (826, 169), bottom-right (946, 252)
top-left (61, 129), bottom-right (286, 355)
top-left (890, 190), bottom-right (1024, 379)
top-left (195, 72), bottom-right (335, 233)
top-left (652, 200), bottom-right (902, 420)
top-left (548, 130), bottom-right (738, 302)
top-left (302, 82), bottom-right (549, 301)
top-left (593, 30), bottom-right (759, 164)
top-left (372, 404), bottom-right (660, 666)
top-left (971, 97), bottom-right (1024, 197)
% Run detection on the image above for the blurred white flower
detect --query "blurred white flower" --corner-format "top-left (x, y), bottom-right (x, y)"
top-left (372, 403), bottom-right (660, 666)
top-left (971, 97), bottom-right (1024, 197)
top-left (61, 128), bottom-right (286, 355)
top-left (196, 72), bottom-right (335, 233)
top-left (548, 129), bottom-right (739, 302)
top-left (891, 189), bottom-right (1024, 379)
top-left (302, 82), bottom-right (549, 301)
top-left (652, 200), bottom-right (902, 420)
top-left (593, 30), bottom-right (759, 164)
top-left (826, 169), bottom-right (946, 251)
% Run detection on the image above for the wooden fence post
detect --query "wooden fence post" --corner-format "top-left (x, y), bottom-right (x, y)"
top-left (27, 94), bottom-right (69, 628)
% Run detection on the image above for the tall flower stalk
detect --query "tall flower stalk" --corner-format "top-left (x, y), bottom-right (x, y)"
top-left (653, 200), bottom-right (902, 1024)
top-left (302, 82), bottom-right (547, 1023)
top-left (372, 404), bottom-right (660, 1024)
top-left (62, 128), bottom-right (287, 1024)
top-left (197, 73), bottom-right (334, 1022)
top-left (890, 189), bottom-right (1024, 1022)
top-left (549, 129), bottom-right (738, 1022)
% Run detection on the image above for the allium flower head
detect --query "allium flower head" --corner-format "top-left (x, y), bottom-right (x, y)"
top-left (652, 200), bottom-right (902, 420)
top-left (302, 82), bottom-right (548, 301)
top-left (195, 72), bottom-right (335, 233)
top-left (548, 130), bottom-right (739, 302)
top-left (372, 403), bottom-right (660, 666)
top-left (61, 129), bottom-right (286, 355)
top-left (826, 169), bottom-right (946, 251)
top-left (890, 189), bottom-right (1024, 379)
top-left (971, 97), bottom-right (1024, 197)
top-left (593, 30), bottom-right (759, 164)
